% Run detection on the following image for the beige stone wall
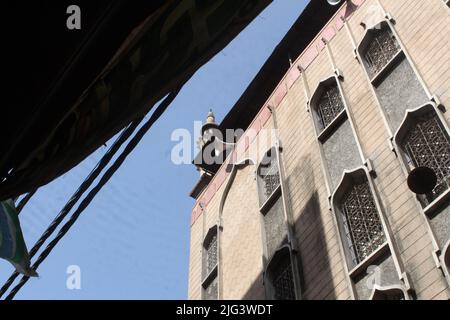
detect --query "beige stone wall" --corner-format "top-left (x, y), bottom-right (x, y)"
top-left (188, 0), bottom-right (450, 300)
top-left (345, 0), bottom-right (450, 300)
top-left (221, 166), bottom-right (265, 299)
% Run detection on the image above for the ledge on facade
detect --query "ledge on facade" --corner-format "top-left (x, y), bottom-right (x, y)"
top-left (190, 172), bottom-right (213, 200)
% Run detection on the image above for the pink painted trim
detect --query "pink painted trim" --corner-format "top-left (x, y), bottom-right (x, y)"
top-left (272, 84), bottom-right (288, 108)
top-left (259, 106), bottom-right (272, 127)
top-left (191, 0), bottom-right (367, 226)
top-left (322, 26), bottom-right (337, 43)
top-left (286, 66), bottom-right (301, 89)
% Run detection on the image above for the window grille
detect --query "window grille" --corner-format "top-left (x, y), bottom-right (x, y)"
top-left (316, 84), bottom-right (345, 130)
top-left (202, 227), bottom-right (218, 300)
top-left (258, 149), bottom-right (298, 300)
top-left (262, 162), bottom-right (280, 198)
top-left (258, 151), bottom-right (280, 204)
top-left (364, 27), bottom-right (401, 77)
top-left (267, 251), bottom-right (296, 300)
top-left (402, 112), bottom-right (450, 205)
top-left (205, 234), bottom-right (218, 275)
top-left (273, 257), bottom-right (295, 300)
top-left (341, 180), bottom-right (386, 265)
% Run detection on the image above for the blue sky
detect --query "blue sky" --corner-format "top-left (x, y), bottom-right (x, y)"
top-left (0, 0), bottom-right (309, 299)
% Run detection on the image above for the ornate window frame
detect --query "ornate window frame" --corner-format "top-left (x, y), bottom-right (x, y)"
top-left (202, 225), bottom-right (219, 300)
top-left (307, 73), bottom-right (367, 202)
top-left (257, 147), bottom-right (282, 211)
top-left (263, 245), bottom-right (297, 300)
top-left (257, 147), bottom-right (286, 262)
top-left (310, 76), bottom-right (347, 136)
top-left (357, 20), bottom-right (404, 85)
top-left (355, 16), bottom-right (434, 138)
top-left (357, 17), bottom-right (432, 100)
top-left (256, 147), bottom-right (301, 300)
top-left (303, 66), bottom-right (410, 298)
top-left (331, 167), bottom-right (409, 296)
top-left (350, 9), bottom-right (449, 286)
top-left (392, 103), bottom-right (450, 286)
top-left (393, 103), bottom-right (450, 216)
top-left (332, 168), bottom-right (388, 273)
top-left (310, 75), bottom-right (350, 143)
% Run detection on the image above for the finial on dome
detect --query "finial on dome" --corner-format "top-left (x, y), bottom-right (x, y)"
top-left (201, 108), bottom-right (219, 137)
top-left (206, 109), bottom-right (216, 125)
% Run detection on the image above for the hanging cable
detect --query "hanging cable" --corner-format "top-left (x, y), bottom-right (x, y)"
top-left (0, 115), bottom-right (144, 298)
top-left (3, 87), bottom-right (181, 300)
top-left (16, 189), bottom-right (38, 214)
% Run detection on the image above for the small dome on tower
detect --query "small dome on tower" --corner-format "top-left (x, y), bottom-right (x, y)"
top-left (206, 110), bottom-right (216, 125)
top-left (201, 109), bottom-right (219, 136)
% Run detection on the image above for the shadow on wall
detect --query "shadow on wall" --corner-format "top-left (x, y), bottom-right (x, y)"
top-left (294, 190), bottom-right (337, 300)
top-left (240, 155), bottom-right (340, 300)
top-left (289, 154), bottom-right (338, 299)
top-left (242, 272), bottom-right (266, 300)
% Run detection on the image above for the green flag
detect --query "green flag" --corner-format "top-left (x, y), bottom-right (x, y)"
top-left (0, 199), bottom-right (38, 277)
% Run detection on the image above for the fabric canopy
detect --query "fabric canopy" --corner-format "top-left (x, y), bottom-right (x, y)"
top-left (1, 0), bottom-right (271, 200)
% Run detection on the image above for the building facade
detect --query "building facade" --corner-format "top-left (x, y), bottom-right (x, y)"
top-left (188, 0), bottom-right (450, 300)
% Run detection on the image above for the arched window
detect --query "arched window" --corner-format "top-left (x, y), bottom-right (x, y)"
top-left (358, 20), bottom-right (429, 130)
top-left (205, 232), bottom-right (218, 275)
top-left (257, 148), bottom-right (280, 205)
top-left (310, 78), bottom-right (346, 132)
top-left (257, 148), bottom-right (297, 299)
top-left (399, 111), bottom-right (450, 206)
top-left (361, 24), bottom-right (401, 78)
top-left (257, 148), bottom-right (286, 259)
top-left (341, 179), bottom-right (385, 265)
top-left (202, 226), bottom-right (218, 300)
top-left (316, 83), bottom-right (345, 130)
top-left (333, 169), bottom-right (387, 268)
top-left (264, 247), bottom-right (296, 300)
top-left (309, 75), bottom-right (362, 190)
